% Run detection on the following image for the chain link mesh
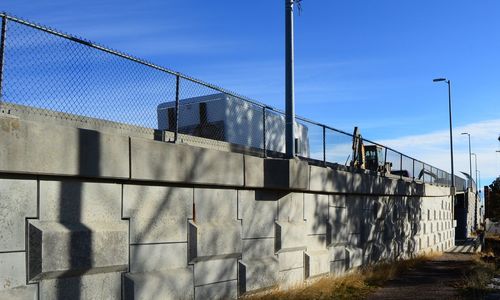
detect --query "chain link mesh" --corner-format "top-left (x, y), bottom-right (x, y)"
top-left (0, 14), bottom-right (457, 187)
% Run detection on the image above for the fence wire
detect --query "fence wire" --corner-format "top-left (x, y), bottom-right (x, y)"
top-left (0, 13), bottom-right (459, 187)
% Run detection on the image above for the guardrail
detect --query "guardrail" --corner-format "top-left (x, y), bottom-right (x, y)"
top-left (0, 13), bottom-right (465, 188)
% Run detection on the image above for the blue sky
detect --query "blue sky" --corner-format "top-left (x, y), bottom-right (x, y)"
top-left (2, 0), bottom-right (499, 187)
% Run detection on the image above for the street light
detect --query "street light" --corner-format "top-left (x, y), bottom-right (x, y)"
top-left (433, 78), bottom-right (455, 190)
top-left (461, 132), bottom-right (473, 189)
top-left (471, 152), bottom-right (478, 191)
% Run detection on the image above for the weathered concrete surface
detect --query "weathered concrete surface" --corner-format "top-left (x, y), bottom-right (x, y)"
top-left (0, 179), bottom-right (37, 252)
top-left (0, 252), bottom-right (28, 291)
top-left (39, 180), bottom-right (122, 223)
top-left (123, 185), bottom-right (193, 244)
top-left (39, 272), bottom-right (122, 300)
top-left (125, 269), bottom-right (194, 300)
top-left (130, 137), bottom-right (244, 186)
top-left (0, 112), bottom-right (457, 299)
top-left (264, 158), bottom-right (309, 190)
top-left (0, 114), bottom-right (129, 178)
top-left (28, 220), bottom-right (128, 280)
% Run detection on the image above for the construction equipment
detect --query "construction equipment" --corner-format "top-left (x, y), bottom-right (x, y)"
top-left (351, 127), bottom-right (391, 173)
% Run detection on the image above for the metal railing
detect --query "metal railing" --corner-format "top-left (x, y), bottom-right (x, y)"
top-left (0, 13), bottom-right (463, 188)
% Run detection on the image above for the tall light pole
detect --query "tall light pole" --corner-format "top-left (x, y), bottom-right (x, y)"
top-left (471, 152), bottom-right (478, 191)
top-left (461, 132), bottom-right (473, 190)
top-left (285, 0), bottom-right (296, 158)
top-left (433, 78), bottom-right (455, 191)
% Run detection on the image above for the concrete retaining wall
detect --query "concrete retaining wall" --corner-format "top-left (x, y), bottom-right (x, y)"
top-left (0, 113), bottom-right (455, 299)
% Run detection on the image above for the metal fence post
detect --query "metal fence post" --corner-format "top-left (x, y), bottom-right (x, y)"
top-left (174, 74), bottom-right (180, 143)
top-left (412, 159), bottom-right (415, 181)
top-left (262, 106), bottom-right (267, 158)
top-left (384, 147), bottom-right (388, 175)
top-left (322, 125), bottom-right (326, 166)
top-left (400, 154), bottom-right (403, 179)
top-left (0, 15), bottom-right (7, 103)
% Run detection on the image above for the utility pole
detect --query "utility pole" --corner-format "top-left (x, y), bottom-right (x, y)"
top-left (285, 0), bottom-right (296, 158)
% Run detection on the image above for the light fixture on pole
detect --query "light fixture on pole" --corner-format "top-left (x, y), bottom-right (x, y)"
top-left (433, 78), bottom-right (455, 191)
top-left (461, 132), bottom-right (473, 190)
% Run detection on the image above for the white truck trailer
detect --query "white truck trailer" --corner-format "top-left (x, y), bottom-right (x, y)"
top-left (157, 93), bottom-right (310, 157)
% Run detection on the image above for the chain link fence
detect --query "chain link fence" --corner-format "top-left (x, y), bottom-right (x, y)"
top-left (0, 13), bottom-right (463, 188)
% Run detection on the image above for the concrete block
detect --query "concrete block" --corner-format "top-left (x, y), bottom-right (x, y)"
top-left (194, 257), bottom-right (237, 286)
top-left (349, 233), bottom-right (361, 247)
top-left (28, 220), bottom-right (128, 281)
top-left (263, 158), bottom-right (309, 190)
top-left (238, 190), bottom-right (277, 239)
top-left (39, 272), bottom-right (121, 300)
top-left (0, 286), bottom-right (37, 300)
top-left (39, 180), bottom-right (121, 223)
top-left (0, 179), bottom-right (37, 252)
top-left (0, 115), bottom-right (128, 178)
top-left (329, 206), bottom-right (347, 224)
top-left (0, 252), bottom-right (26, 291)
top-left (195, 280), bottom-right (237, 300)
top-left (131, 138), bottom-right (244, 186)
top-left (330, 260), bottom-right (346, 276)
top-left (305, 250), bottom-right (330, 277)
top-left (330, 219), bottom-right (349, 244)
top-left (194, 189), bottom-right (237, 223)
top-left (275, 221), bottom-right (306, 251)
top-left (242, 238), bottom-right (275, 260)
top-left (189, 221), bottom-right (242, 259)
top-left (278, 250), bottom-right (304, 271)
top-left (125, 268), bottom-right (193, 300)
top-left (130, 243), bottom-right (187, 273)
top-left (278, 268), bottom-right (304, 288)
top-left (305, 235), bottom-right (327, 251)
top-left (329, 195), bottom-right (346, 208)
top-left (123, 185), bottom-right (192, 243)
top-left (278, 193), bottom-right (304, 222)
top-left (346, 247), bottom-right (363, 269)
top-left (244, 155), bottom-right (264, 188)
top-left (330, 245), bottom-right (346, 261)
top-left (239, 257), bottom-right (279, 294)
top-left (304, 194), bottom-right (329, 235)
top-left (309, 166), bottom-right (335, 192)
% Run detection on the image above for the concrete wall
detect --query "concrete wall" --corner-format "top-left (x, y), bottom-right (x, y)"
top-left (0, 112), bottom-right (455, 299)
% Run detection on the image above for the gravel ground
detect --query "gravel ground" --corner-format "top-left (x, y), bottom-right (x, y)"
top-left (367, 253), bottom-right (476, 300)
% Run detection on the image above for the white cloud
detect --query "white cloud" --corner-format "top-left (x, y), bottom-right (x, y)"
top-left (378, 119), bottom-right (500, 186)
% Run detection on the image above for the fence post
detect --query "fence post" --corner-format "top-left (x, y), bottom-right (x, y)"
top-left (400, 153), bottom-right (403, 179)
top-left (262, 106), bottom-right (267, 158)
top-left (412, 159), bottom-right (415, 181)
top-left (174, 74), bottom-right (180, 143)
top-left (322, 125), bottom-right (326, 166)
top-left (384, 147), bottom-right (388, 175)
top-left (0, 15), bottom-right (7, 103)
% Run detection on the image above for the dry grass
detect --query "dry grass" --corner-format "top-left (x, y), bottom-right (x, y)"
top-left (243, 254), bottom-right (439, 300)
top-left (457, 252), bottom-right (497, 299)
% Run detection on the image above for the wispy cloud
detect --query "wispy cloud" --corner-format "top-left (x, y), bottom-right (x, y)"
top-left (378, 119), bottom-right (500, 185)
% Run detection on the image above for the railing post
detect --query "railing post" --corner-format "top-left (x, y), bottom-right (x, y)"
top-left (412, 159), bottom-right (415, 181)
top-left (174, 74), bottom-right (180, 143)
top-left (262, 106), bottom-right (267, 158)
top-left (384, 147), bottom-right (388, 175)
top-left (322, 125), bottom-right (326, 166)
top-left (0, 15), bottom-right (7, 103)
top-left (400, 153), bottom-right (403, 179)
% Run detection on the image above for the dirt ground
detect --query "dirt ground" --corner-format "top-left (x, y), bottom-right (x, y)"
top-left (367, 253), bottom-right (476, 300)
